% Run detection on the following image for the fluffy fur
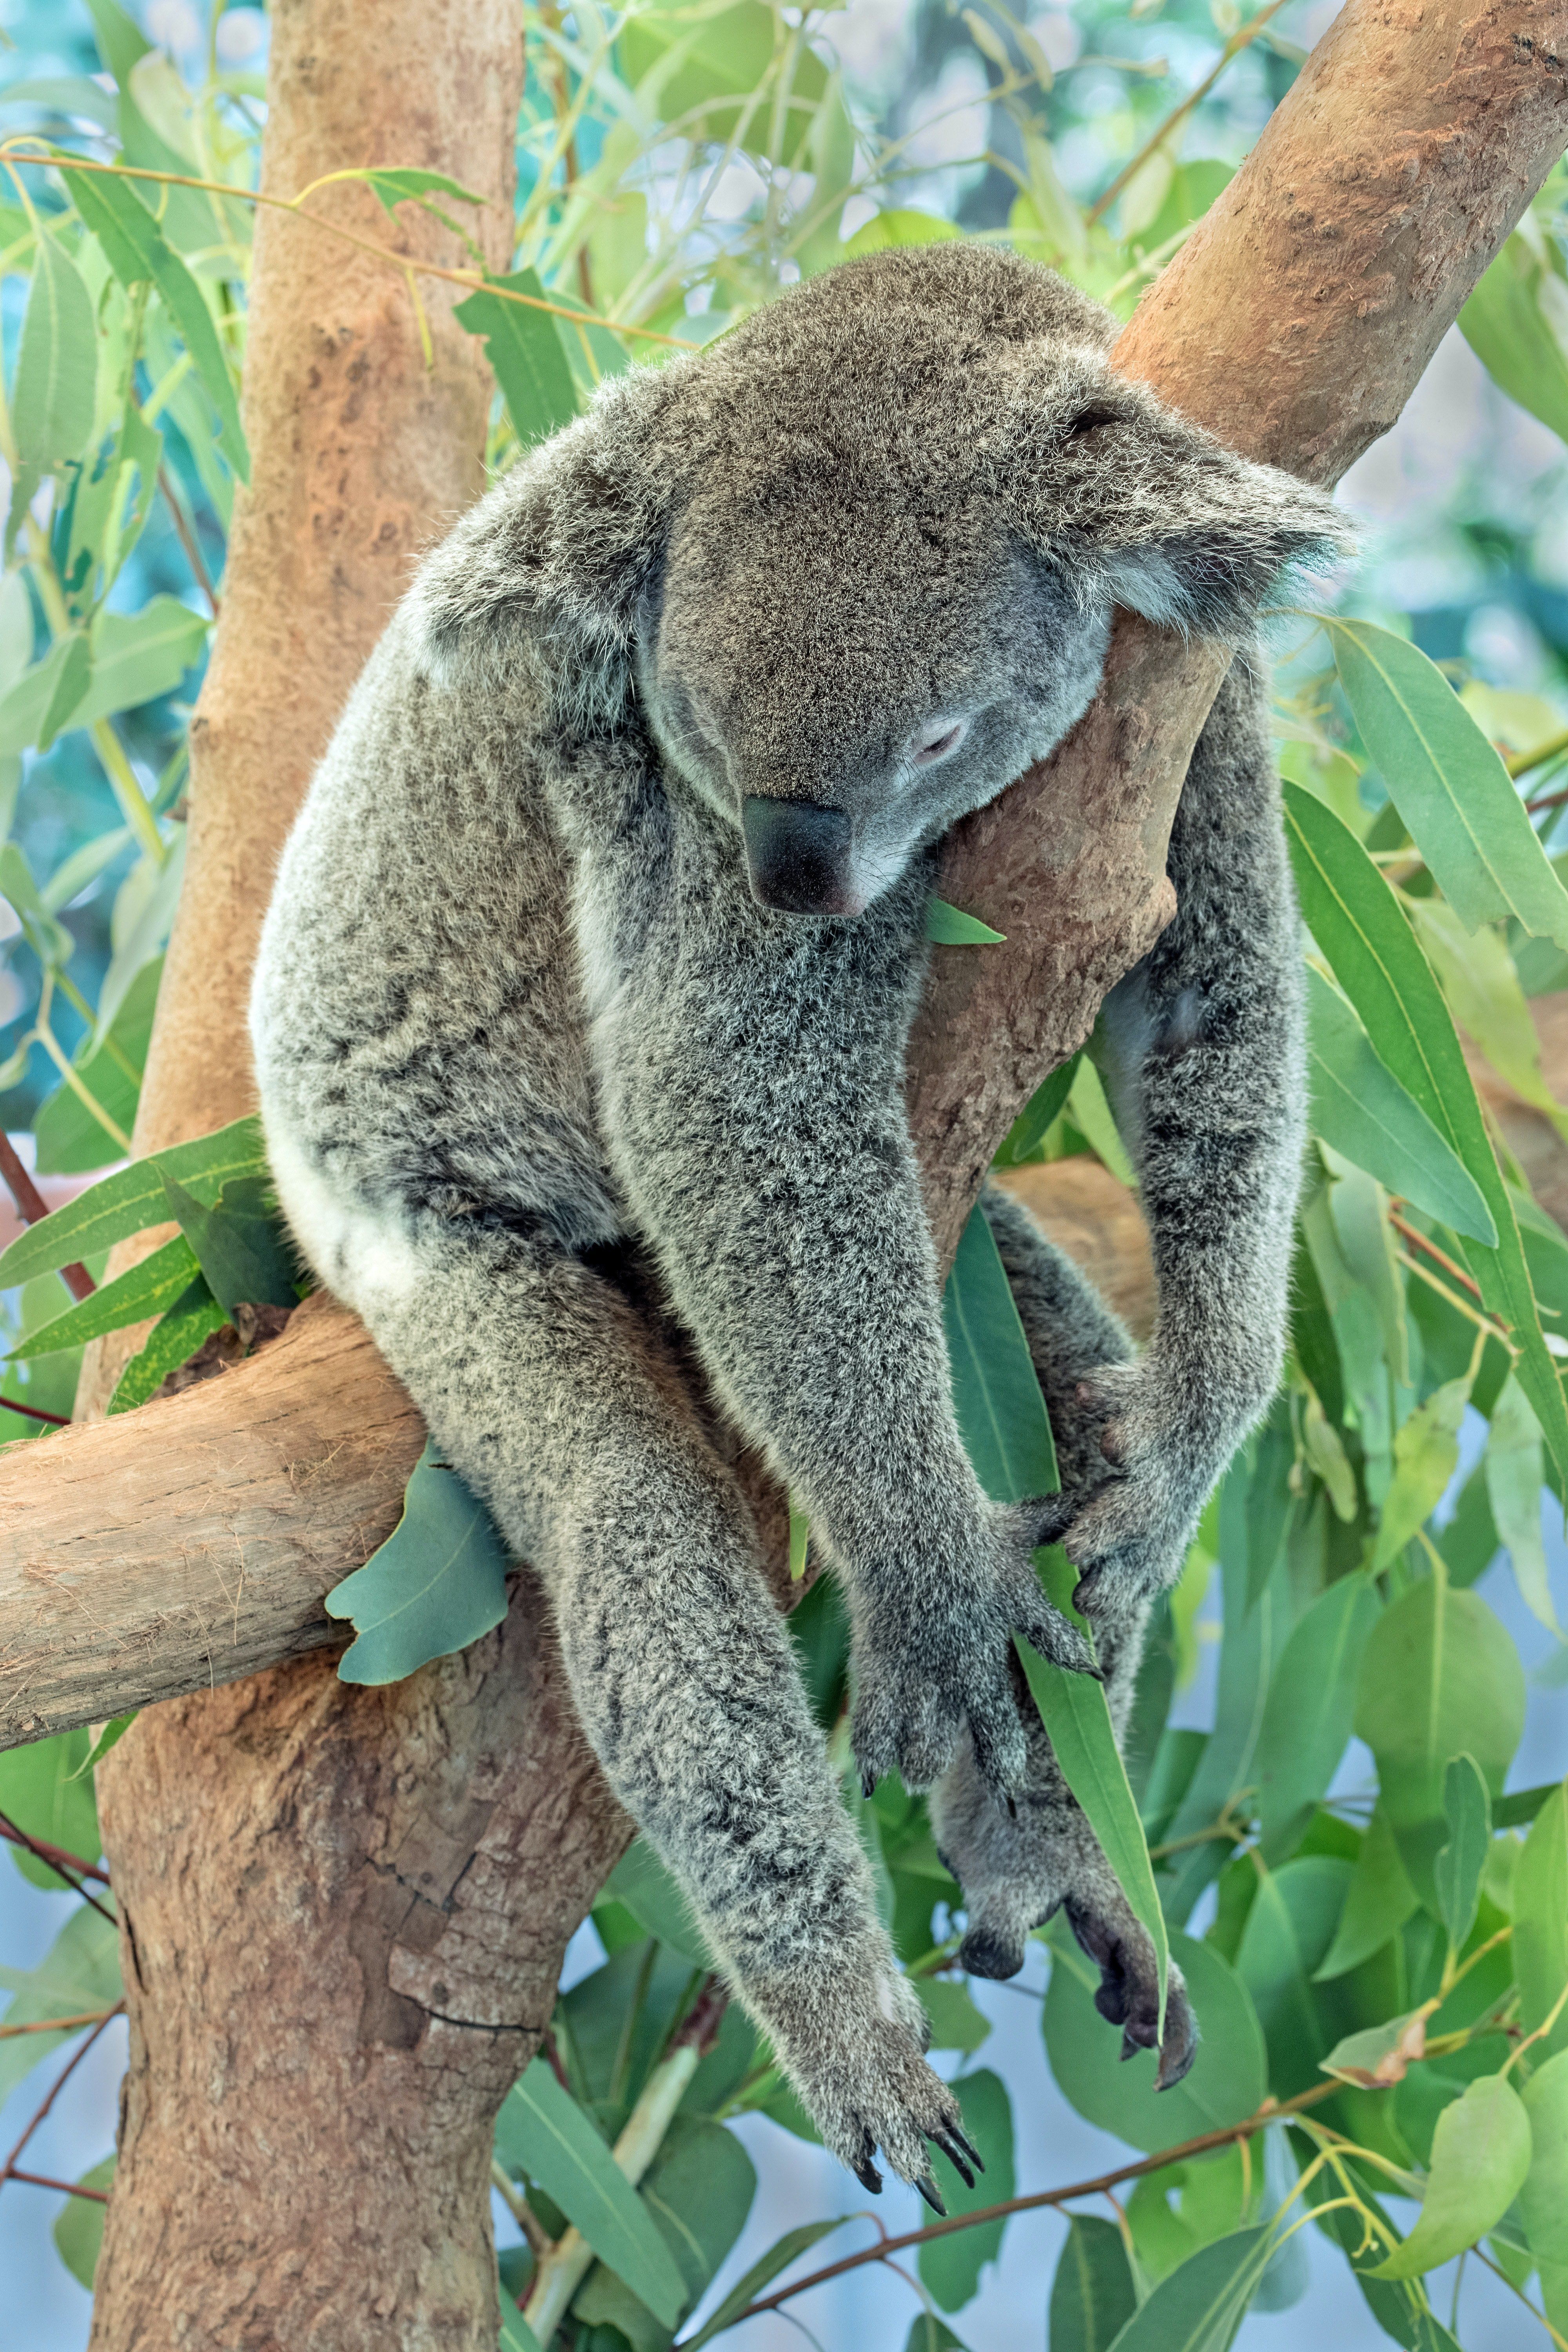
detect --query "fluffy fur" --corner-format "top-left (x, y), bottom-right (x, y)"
top-left (250, 242), bottom-right (1345, 2192)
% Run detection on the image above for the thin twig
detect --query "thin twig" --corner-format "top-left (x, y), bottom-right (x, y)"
top-left (0, 1132), bottom-right (93, 1300)
top-left (1388, 1208), bottom-right (1485, 1303)
top-left (0, 2010), bottom-right (122, 2192)
top-left (0, 1392), bottom-right (70, 1426)
top-left (158, 465), bottom-right (220, 617)
top-left (0, 2008), bottom-right (120, 2040)
top-left (0, 1815), bottom-right (111, 1884)
top-left (673, 2083), bottom-right (1342, 2340)
top-left (0, 1813), bottom-right (116, 1916)
top-left (1511, 725), bottom-right (1568, 781)
top-left (1085, 0), bottom-right (1293, 225)
top-left (5, 2169), bottom-right (110, 2203)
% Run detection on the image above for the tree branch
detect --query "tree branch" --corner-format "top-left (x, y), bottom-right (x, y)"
top-left (2, 0), bottom-right (1565, 1750)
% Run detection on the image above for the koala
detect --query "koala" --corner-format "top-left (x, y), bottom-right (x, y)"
top-left (250, 242), bottom-right (1346, 2200)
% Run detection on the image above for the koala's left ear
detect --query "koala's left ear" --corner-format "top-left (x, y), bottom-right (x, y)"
top-left (408, 361), bottom-right (688, 724)
top-left (1002, 359), bottom-right (1354, 638)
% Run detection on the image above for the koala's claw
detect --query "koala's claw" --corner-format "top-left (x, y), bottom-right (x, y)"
top-left (1066, 1895), bottom-right (1198, 2092)
top-left (852, 2149), bottom-right (884, 2196)
top-left (928, 2125), bottom-right (981, 2189)
top-left (916, 2174), bottom-right (947, 2216)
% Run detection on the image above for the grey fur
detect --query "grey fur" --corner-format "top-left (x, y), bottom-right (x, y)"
top-left (250, 242), bottom-right (1344, 2184)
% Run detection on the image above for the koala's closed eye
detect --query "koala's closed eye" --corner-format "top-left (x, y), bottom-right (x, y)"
top-left (1065, 406), bottom-right (1120, 437)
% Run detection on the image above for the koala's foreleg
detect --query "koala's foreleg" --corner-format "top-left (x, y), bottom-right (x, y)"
top-left (275, 1184), bottom-right (969, 2193)
top-left (931, 1185), bottom-right (1196, 2084)
top-left (1039, 654), bottom-right (1306, 1612)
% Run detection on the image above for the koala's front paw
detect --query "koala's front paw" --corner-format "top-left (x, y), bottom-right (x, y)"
top-left (851, 1502), bottom-right (1098, 1798)
top-left (782, 1967), bottom-right (984, 2206)
top-left (1064, 1894), bottom-right (1198, 2089)
top-left (1033, 1361), bottom-right (1218, 1619)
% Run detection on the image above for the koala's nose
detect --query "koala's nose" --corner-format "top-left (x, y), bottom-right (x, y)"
top-left (740, 796), bottom-right (862, 917)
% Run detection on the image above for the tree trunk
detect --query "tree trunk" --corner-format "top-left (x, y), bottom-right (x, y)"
top-left (27, 0), bottom-right (1564, 2340)
top-left (82, 11), bottom-right (597, 2347)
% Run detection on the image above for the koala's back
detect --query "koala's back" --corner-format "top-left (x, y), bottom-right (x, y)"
top-left (252, 606), bottom-right (620, 1298)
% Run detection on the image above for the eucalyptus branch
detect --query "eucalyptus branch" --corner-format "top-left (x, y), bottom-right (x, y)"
top-left (1084, 0), bottom-right (1294, 225)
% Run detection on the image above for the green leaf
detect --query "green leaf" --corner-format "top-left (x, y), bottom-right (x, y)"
top-left (12, 231), bottom-right (96, 471)
top-left (944, 1203), bottom-right (1058, 1497)
top-left (1233, 1857), bottom-right (1353, 2097)
top-left (1304, 968), bottom-right (1494, 1243)
top-left (159, 1169), bottom-right (299, 1314)
top-left (1514, 1782), bottom-right (1568, 2060)
top-left (0, 1727), bottom-right (100, 1890)
top-left (38, 632), bottom-right (93, 753)
top-left (903, 2320), bottom-right (968, 2352)
top-left (0, 596), bottom-right (208, 756)
top-left (498, 2305), bottom-right (546, 2352)
top-left (94, 826), bottom-right (186, 1046)
top-left (1045, 1929), bottom-right (1267, 2155)
top-left (1320, 2007), bottom-right (1435, 2089)
top-left (993, 1052), bottom-right (1081, 1167)
top-left (63, 166), bottom-right (249, 482)
top-left (6, 1233), bottom-right (201, 1359)
top-left (1371, 1376), bottom-right (1471, 1572)
top-left (453, 271), bottom-right (579, 450)
top-left (1325, 616), bottom-right (1568, 945)
top-left (0, 1114), bottom-right (267, 1289)
top-left (363, 166), bottom-right (487, 216)
top-left (1520, 2045), bottom-right (1568, 2267)
top-left (925, 897), bottom-right (1006, 945)
top-left (601, 1839), bottom-right (712, 1969)
top-left (0, 1903), bottom-right (121, 2106)
top-left (1070, 1059), bottom-right (1136, 1188)
top-left (70, 1713), bottom-right (136, 1778)
top-left (572, 2115), bottom-right (757, 2347)
top-left (1353, 1569), bottom-right (1524, 1908)
top-left (83, 0), bottom-right (151, 85)
top-left (0, 840), bottom-right (75, 964)
top-left (1283, 780), bottom-right (1568, 1488)
top-left (1049, 2212), bottom-right (1139, 2352)
top-left (913, 1975), bottom-right (991, 2053)
top-left (34, 955), bottom-right (160, 1177)
top-left (1434, 1753), bottom-right (1492, 1954)
top-left (1485, 1372), bottom-right (1561, 1635)
top-left (1256, 1574), bottom-right (1381, 1861)
top-left (918, 2070), bottom-right (1014, 2312)
top-left (108, 1273), bottom-right (228, 1413)
top-left (1314, 1808), bottom-right (1419, 1981)
top-left (1103, 2225), bottom-right (1272, 2352)
top-left (678, 2218), bottom-right (848, 2349)
top-left (787, 1495), bottom-right (809, 1581)
top-left (52, 2155), bottom-right (114, 2288)
top-left (618, 4), bottom-right (827, 163)
top-left (495, 2059), bottom-right (687, 2327)
top-left (1494, 1782), bottom-right (1560, 1829)
top-left (1459, 230), bottom-right (1568, 446)
top-left (1370, 2071), bottom-right (1532, 2278)
top-left (326, 1437), bottom-right (511, 1684)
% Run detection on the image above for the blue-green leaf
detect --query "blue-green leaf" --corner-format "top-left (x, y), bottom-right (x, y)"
top-left (1256, 1574), bottom-right (1381, 1862)
top-left (943, 1203), bottom-right (1057, 1499)
top-left (12, 232), bottom-right (96, 470)
top-left (1105, 2227), bottom-right (1272, 2351)
top-left (6, 1233), bottom-right (200, 1359)
top-left (926, 897), bottom-right (1006, 945)
top-left (494, 2059), bottom-right (688, 2328)
top-left (0, 1115), bottom-right (267, 1289)
top-left (0, 597), bottom-right (208, 757)
top-left (498, 2303), bottom-right (546, 2352)
top-left (326, 1438), bottom-right (511, 1684)
top-left (918, 2070), bottom-right (1014, 2312)
top-left (1434, 1752), bottom-right (1492, 1954)
top-left (159, 1169), bottom-right (299, 1314)
top-left (1369, 2072), bottom-right (1532, 2279)
top-left (1305, 967), bottom-right (1494, 1243)
top-left (1045, 1929), bottom-right (1266, 2156)
top-left (52, 2156), bottom-right (114, 2288)
top-left (601, 1838), bottom-right (712, 1968)
top-left (1459, 230), bottom-right (1568, 446)
top-left (1049, 2212), bottom-right (1139, 2352)
top-left (993, 1051), bottom-right (1081, 1167)
top-left (679, 2218), bottom-right (849, 2350)
top-left (454, 271), bottom-right (579, 450)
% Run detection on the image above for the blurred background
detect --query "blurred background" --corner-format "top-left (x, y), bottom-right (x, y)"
top-left (2, 1), bottom-right (1567, 2347)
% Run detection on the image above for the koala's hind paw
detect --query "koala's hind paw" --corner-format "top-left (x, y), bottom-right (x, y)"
top-left (1066, 1894), bottom-right (1198, 2090)
top-left (1044, 1363), bottom-right (1218, 1619)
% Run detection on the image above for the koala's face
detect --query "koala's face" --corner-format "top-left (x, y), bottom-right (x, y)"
top-left (637, 490), bottom-right (1111, 919)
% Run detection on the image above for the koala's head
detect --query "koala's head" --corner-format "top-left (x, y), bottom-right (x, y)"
top-left (417, 243), bottom-right (1350, 918)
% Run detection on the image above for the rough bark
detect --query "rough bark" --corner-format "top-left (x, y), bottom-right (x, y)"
top-left (0, 1), bottom-right (1555, 2341)
top-left (84, 10), bottom-right (545, 2347)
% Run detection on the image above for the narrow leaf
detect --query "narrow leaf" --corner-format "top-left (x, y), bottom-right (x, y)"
top-left (12, 232), bottom-right (96, 469)
top-left (1369, 2073), bottom-right (1532, 2278)
top-left (1325, 615), bottom-right (1568, 946)
top-left (1103, 2225), bottom-right (1272, 2351)
top-left (108, 1274), bottom-right (227, 1414)
top-left (6, 1233), bottom-right (200, 1359)
top-left (680, 2218), bottom-right (847, 2349)
top-left (0, 1114), bottom-right (267, 1289)
top-left (159, 1169), bottom-right (299, 1314)
top-left (493, 2060), bottom-right (699, 2329)
top-left (1305, 967), bottom-right (1494, 1243)
top-left (994, 1051), bottom-right (1081, 1166)
top-left (1459, 231), bottom-right (1568, 447)
top-left (1371, 1375), bottom-right (1470, 1571)
top-left (918, 2071), bottom-right (1014, 2312)
top-left (925, 897), bottom-right (1006, 945)
top-left (452, 270), bottom-right (578, 450)
top-left (1434, 1753), bottom-right (1492, 1953)
top-left (498, 2305), bottom-right (546, 2352)
top-left (601, 1839), bottom-right (711, 1968)
top-left (943, 1204), bottom-right (1057, 1500)
top-left (1314, 1808), bottom-right (1419, 1980)
top-left (1486, 1373), bottom-right (1561, 1634)
top-left (1256, 1573), bottom-right (1381, 1861)
top-left (1515, 1782), bottom-right (1568, 2060)
top-left (326, 1438), bottom-right (510, 1683)
top-left (1049, 2212), bottom-right (1138, 2352)
top-left (1520, 2046), bottom-right (1568, 2269)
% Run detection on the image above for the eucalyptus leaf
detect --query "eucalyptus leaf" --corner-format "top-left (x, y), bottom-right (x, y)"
top-left (1256, 1574), bottom-right (1381, 1862)
top-left (12, 231), bottom-right (96, 471)
top-left (1371, 1375), bottom-right (1470, 1571)
top-left (52, 2156), bottom-right (114, 2289)
top-left (1369, 2072), bottom-right (1531, 2279)
top-left (1519, 2045), bottom-right (1568, 2268)
top-left (675, 2217), bottom-right (847, 2349)
top-left (993, 1052), bottom-right (1081, 1167)
top-left (1433, 1753), bottom-right (1491, 1955)
top-left (0, 596), bottom-right (207, 756)
top-left (1103, 2225), bottom-right (1272, 2352)
top-left (158, 1169), bottom-right (299, 1314)
top-left (108, 1273), bottom-right (227, 1413)
top-left (0, 1114), bottom-right (268, 1289)
top-left (326, 1438), bottom-right (511, 1684)
top-left (1460, 229), bottom-right (1568, 446)
top-left (918, 2070), bottom-right (1014, 2313)
top-left (6, 1233), bottom-right (200, 1360)
top-left (1514, 1781), bottom-right (1568, 2060)
top-left (1485, 1373), bottom-right (1561, 1634)
top-left (1045, 1929), bottom-right (1266, 2155)
top-left (0, 1726), bottom-right (100, 1889)
top-left (1314, 1808), bottom-right (1419, 1981)
top-left (1324, 616), bottom-right (1568, 946)
top-left (601, 1839), bottom-right (712, 1969)
top-left (0, 1904), bottom-right (121, 2107)
top-left (454, 271), bottom-right (579, 450)
top-left (925, 897), bottom-right (1005, 945)
top-left (1049, 2212), bottom-right (1139, 2352)
top-left (1233, 1857), bottom-right (1352, 2097)
top-left (572, 2115), bottom-right (756, 2346)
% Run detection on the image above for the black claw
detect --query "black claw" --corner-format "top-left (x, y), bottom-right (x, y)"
top-left (853, 2155), bottom-right (884, 2195)
top-left (916, 2174), bottom-right (947, 2217)
top-left (951, 2125), bottom-right (984, 2174)
top-left (860, 1768), bottom-right (877, 1801)
top-left (927, 2131), bottom-right (975, 2190)
top-left (1004, 1789), bottom-right (1017, 1821)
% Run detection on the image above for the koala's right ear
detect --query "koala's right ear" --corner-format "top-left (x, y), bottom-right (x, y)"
top-left (409, 363), bottom-right (687, 728)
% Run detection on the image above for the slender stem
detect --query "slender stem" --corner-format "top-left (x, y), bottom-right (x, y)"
top-left (0, 2011), bottom-right (121, 2189)
top-left (158, 466), bottom-right (221, 617)
top-left (674, 2082), bottom-right (1344, 2340)
top-left (5, 2169), bottom-right (110, 2203)
top-left (0, 1392), bottom-right (70, 1427)
top-left (0, 1813), bottom-right (116, 1916)
top-left (29, 1020), bottom-right (134, 1154)
top-left (1512, 726), bottom-right (1568, 781)
top-left (0, 1132), bottom-right (94, 1300)
top-left (1085, 0), bottom-right (1293, 225)
top-left (1388, 1209), bottom-right (1485, 1304)
top-left (490, 2158), bottom-right (555, 2261)
top-left (0, 2009), bottom-right (120, 2040)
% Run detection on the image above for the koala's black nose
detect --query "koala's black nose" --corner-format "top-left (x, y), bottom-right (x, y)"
top-left (740, 796), bottom-right (861, 916)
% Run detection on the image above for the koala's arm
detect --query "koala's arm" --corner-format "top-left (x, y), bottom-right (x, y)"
top-left (593, 843), bottom-right (1093, 1797)
top-left (1042, 655), bottom-right (1305, 1610)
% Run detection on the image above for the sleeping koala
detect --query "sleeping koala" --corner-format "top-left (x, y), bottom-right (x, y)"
top-left (250, 241), bottom-right (1345, 2200)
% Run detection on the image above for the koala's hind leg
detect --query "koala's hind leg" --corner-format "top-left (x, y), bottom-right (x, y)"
top-left (310, 1205), bottom-right (969, 2194)
top-left (931, 1185), bottom-right (1196, 2085)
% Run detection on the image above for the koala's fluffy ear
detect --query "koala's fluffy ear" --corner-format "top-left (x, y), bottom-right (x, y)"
top-left (408, 362), bottom-right (686, 727)
top-left (1002, 353), bottom-right (1353, 638)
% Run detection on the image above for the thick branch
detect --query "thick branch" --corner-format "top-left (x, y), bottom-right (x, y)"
top-left (4, 0), bottom-right (1565, 1744)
